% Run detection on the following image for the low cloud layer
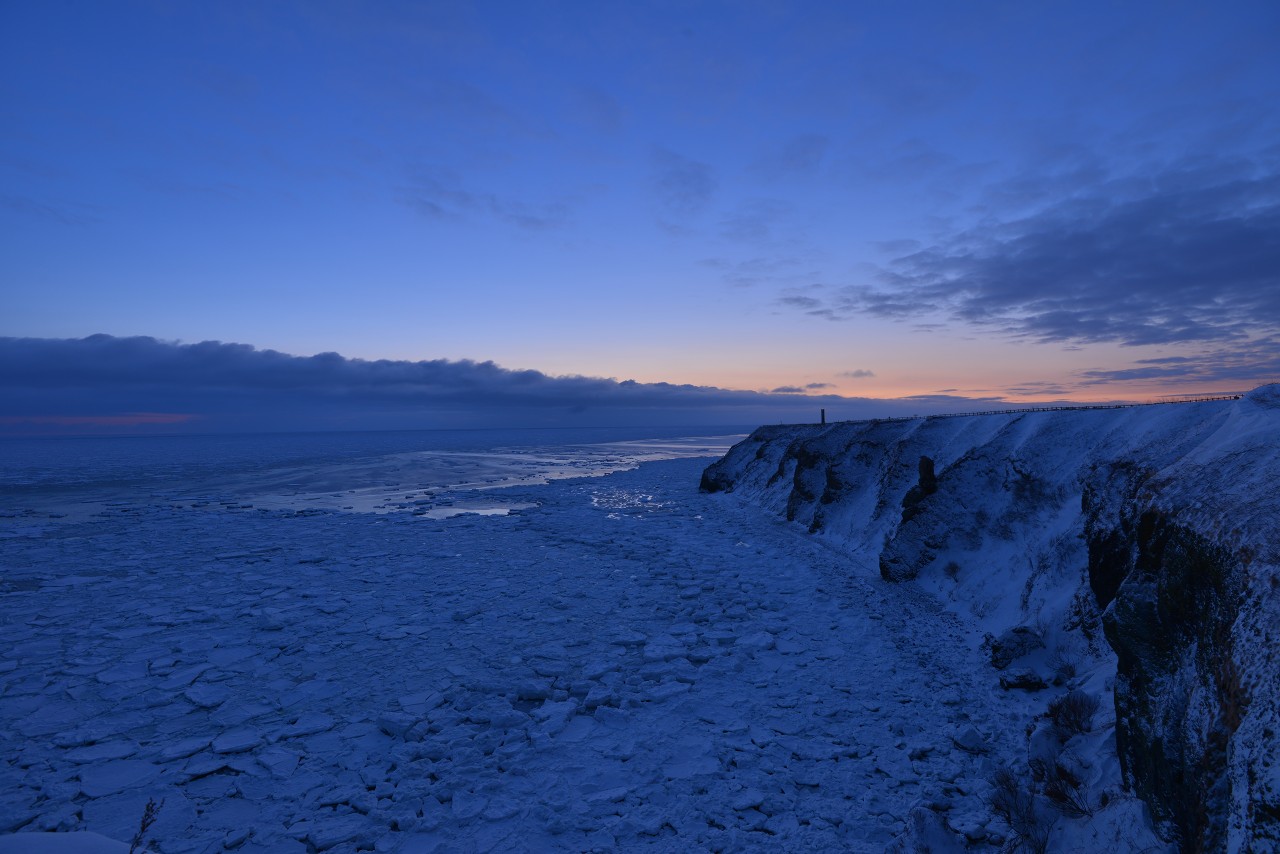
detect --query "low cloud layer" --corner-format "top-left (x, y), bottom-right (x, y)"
top-left (0, 335), bottom-right (996, 434)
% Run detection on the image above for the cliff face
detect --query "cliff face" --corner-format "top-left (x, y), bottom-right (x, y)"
top-left (701, 387), bottom-right (1280, 849)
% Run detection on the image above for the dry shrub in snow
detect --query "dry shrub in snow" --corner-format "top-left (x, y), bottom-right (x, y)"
top-left (1047, 646), bottom-right (1080, 681)
top-left (130, 797), bottom-right (162, 854)
top-left (987, 767), bottom-right (1050, 854)
top-left (1032, 754), bottom-right (1095, 818)
top-left (1048, 689), bottom-right (1100, 738)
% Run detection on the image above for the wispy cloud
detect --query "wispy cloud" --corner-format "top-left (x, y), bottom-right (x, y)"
top-left (397, 169), bottom-right (569, 230)
top-left (777, 291), bottom-right (831, 315)
top-left (651, 146), bottom-right (716, 216)
top-left (718, 198), bottom-right (793, 244)
top-left (841, 369), bottom-right (875, 379)
top-left (700, 256), bottom-right (813, 289)
top-left (750, 134), bottom-right (829, 180)
top-left (999, 380), bottom-right (1074, 397)
top-left (779, 160), bottom-right (1280, 354)
top-left (0, 194), bottom-right (101, 226)
top-left (573, 86), bottom-right (624, 134)
top-left (1076, 338), bottom-right (1280, 387)
top-left (766, 382), bottom-right (834, 394)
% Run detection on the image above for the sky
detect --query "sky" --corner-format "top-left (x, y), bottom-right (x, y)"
top-left (2, 1), bottom-right (1279, 432)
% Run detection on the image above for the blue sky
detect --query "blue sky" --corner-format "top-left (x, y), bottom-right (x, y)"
top-left (2, 1), bottom-right (1278, 431)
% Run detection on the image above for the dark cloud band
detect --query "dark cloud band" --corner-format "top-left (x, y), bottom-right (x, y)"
top-left (0, 335), bottom-right (986, 433)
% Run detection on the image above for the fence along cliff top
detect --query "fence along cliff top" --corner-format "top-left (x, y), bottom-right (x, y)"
top-left (806, 392), bottom-right (1248, 428)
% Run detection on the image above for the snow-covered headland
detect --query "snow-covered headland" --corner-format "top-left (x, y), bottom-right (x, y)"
top-left (702, 385), bottom-right (1280, 851)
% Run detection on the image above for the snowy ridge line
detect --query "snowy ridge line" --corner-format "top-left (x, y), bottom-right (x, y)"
top-left (780, 392), bottom-right (1247, 427)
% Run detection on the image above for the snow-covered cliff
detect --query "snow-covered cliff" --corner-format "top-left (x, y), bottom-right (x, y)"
top-left (701, 386), bottom-right (1280, 851)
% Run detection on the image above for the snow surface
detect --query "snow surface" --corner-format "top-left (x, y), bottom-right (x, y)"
top-left (2, 438), bottom-right (1042, 853)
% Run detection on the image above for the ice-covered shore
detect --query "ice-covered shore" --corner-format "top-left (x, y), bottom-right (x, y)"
top-left (5, 387), bottom-right (1276, 852)
top-left (3, 448), bottom-right (1061, 853)
top-left (702, 385), bottom-right (1280, 850)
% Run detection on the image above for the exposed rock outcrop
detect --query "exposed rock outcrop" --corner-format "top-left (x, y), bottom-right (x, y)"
top-left (1086, 467), bottom-right (1277, 850)
top-left (984, 626), bottom-right (1046, 670)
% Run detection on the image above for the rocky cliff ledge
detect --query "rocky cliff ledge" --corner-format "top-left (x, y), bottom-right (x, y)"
top-left (702, 386), bottom-right (1280, 850)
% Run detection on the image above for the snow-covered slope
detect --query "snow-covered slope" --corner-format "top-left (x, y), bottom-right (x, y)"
top-left (702, 386), bottom-right (1280, 850)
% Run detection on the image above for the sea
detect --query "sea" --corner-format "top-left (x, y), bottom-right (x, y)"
top-left (0, 426), bottom-right (749, 519)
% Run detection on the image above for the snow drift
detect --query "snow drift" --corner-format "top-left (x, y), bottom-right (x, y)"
top-left (702, 386), bottom-right (1280, 850)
